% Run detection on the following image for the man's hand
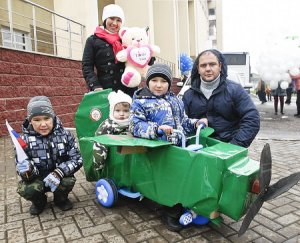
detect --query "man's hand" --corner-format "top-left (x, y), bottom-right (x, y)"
top-left (196, 118), bottom-right (208, 128)
top-left (43, 173), bottom-right (61, 192)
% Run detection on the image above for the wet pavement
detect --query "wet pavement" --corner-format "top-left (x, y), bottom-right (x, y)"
top-left (0, 95), bottom-right (299, 243)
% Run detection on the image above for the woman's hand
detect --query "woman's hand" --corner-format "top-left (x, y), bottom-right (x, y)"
top-left (94, 88), bottom-right (103, 92)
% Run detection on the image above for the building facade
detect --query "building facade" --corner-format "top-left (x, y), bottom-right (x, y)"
top-left (0, 0), bottom-right (223, 77)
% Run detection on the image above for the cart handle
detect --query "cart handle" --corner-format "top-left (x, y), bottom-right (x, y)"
top-left (157, 122), bottom-right (206, 148)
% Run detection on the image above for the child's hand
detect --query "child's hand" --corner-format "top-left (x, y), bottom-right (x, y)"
top-left (196, 118), bottom-right (208, 128)
top-left (43, 172), bottom-right (61, 192)
top-left (16, 160), bottom-right (32, 174)
top-left (158, 125), bottom-right (173, 136)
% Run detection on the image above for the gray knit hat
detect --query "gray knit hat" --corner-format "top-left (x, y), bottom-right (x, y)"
top-left (27, 96), bottom-right (55, 121)
top-left (146, 63), bottom-right (173, 89)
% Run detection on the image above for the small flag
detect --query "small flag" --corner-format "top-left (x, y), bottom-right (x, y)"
top-left (5, 120), bottom-right (28, 162)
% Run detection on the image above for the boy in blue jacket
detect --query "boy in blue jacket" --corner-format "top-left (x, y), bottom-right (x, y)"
top-left (129, 63), bottom-right (207, 231)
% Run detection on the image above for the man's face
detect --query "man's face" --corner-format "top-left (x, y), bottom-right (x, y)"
top-left (198, 52), bottom-right (222, 82)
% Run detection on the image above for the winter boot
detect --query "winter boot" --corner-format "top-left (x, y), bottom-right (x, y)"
top-left (29, 194), bottom-right (47, 215)
top-left (54, 191), bottom-right (73, 211)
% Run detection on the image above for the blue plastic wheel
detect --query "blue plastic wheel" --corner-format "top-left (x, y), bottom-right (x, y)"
top-left (95, 178), bottom-right (118, 207)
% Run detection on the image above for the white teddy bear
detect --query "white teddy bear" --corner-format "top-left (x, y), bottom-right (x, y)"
top-left (116, 27), bottom-right (160, 88)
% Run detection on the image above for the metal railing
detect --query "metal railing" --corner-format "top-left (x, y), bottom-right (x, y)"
top-left (0, 0), bottom-right (85, 60)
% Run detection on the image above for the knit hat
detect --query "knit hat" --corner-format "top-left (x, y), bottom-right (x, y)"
top-left (108, 90), bottom-right (132, 126)
top-left (102, 4), bottom-right (125, 24)
top-left (27, 96), bottom-right (55, 121)
top-left (146, 63), bottom-right (173, 89)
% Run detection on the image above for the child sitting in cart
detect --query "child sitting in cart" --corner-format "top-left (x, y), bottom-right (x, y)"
top-left (129, 63), bottom-right (208, 231)
top-left (129, 63), bottom-right (207, 146)
top-left (93, 90), bottom-right (132, 170)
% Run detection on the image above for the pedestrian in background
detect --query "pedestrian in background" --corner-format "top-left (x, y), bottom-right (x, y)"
top-left (265, 84), bottom-right (272, 101)
top-left (289, 74), bottom-right (300, 117)
top-left (271, 81), bottom-right (286, 115)
top-left (183, 49), bottom-right (260, 148)
top-left (82, 4), bottom-right (137, 96)
top-left (256, 79), bottom-right (267, 104)
top-left (285, 81), bottom-right (294, 105)
top-left (16, 96), bottom-right (83, 215)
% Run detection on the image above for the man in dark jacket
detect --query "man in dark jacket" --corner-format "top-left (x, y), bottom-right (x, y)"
top-left (183, 49), bottom-right (260, 148)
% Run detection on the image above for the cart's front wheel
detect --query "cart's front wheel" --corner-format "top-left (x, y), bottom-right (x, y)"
top-left (95, 178), bottom-right (118, 207)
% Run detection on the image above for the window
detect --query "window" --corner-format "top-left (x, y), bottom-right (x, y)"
top-left (208, 8), bottom-right (215, 15)
top-left (1, 27), bottom-right (32, 51)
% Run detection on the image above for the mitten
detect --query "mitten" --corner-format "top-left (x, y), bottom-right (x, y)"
top-left (16, 160), bottom-right (31, 174)
top-left (43, 169), bottom-right (63, 192)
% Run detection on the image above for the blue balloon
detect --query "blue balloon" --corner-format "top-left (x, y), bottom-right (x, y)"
top-left (179, 53), bottom-right (193, 75)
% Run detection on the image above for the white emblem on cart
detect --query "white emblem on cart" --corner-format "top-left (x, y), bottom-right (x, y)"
top-left (90, 108), bottom-right (102, 121)
top-left (97, 185), bottom-right (108, 203)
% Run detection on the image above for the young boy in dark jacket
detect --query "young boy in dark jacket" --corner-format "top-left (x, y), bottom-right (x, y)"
top-left (16, 96), bottom-right (83, 215)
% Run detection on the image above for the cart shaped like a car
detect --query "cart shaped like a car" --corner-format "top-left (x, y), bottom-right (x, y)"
top-left (75, 89), bottom-right (300, 236)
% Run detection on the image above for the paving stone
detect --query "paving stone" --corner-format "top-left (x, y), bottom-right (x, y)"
top-left (112, 219), bottom-right (136, 235)
top-left (201, 230), bottom-right (231, 242)
top-left (46, 234), bottom-right (65, 243)
top-left (0, 211), bottom-right (4, 225)
top-left (134, 218), bottom-right (162, 231)
top-left (252, 225), bottom-right (286, 242)
top-left (0, 220), bottom-right (22, 231)
top-left (252, 236), bottom-right (273, 243)
top-left (0, 231), bottom-right (4, 240)
top-left (258, 207), bottom-right (279, 219)
top-left (125, 229), bottom-right (160, 243)
top-left (74, 213), bottom-right (94, 228)
top-left (102, 229), bottom-right (127, 243)
top-left (284, 235), bottom-right (300, 243)
top-left (272, 204), bottom-right (297, 216)
top-left (277, 223), bottom-right (300, 238)
top-left (42, 216), bottom-right (74, 229)
top-left (81, 223), bottom-right (114, 237)
top-left (24, 217), bottom-right (42, 233)
top-left (54, 207), bottom-right (85, 219)
top-left (275, 213), bottom-right (299, 226)
top-left (26, 227), bottom-right (61, 242)
top-left (61, 223), bottom-right (82, 241)
top-left (121, 209), bottom-right (143, 224)
top-left (253, 214), bottom-right (282, 231)
top-left (179, 224), bottom-right (210, 238)
top-left (7, 227), bottom-right (25, 243)
top-left (94, 213), bottom-right (123, 225)
top-left (69, 233), bottom-right (105, 243)
top-left (6, 202), bottom-right (21, 216)
top-left (228, 229), bottom-right (260, 242)
top-left (147, 236), bottom-right (169, 243)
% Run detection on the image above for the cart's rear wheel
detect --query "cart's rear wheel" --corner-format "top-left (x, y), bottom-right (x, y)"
top-left (95, 178), bottom-right (118, 207)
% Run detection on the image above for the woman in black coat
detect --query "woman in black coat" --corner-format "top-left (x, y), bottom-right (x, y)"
top-left (82, 4), bottom-right (136, 97)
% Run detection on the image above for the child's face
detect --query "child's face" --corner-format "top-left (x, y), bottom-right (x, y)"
top-left (148, 77), bottom-right (169, 96)
top-left (113, 103), bottom-right (130, 120)
top-left (30, 115), bottom-right (54, 136)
